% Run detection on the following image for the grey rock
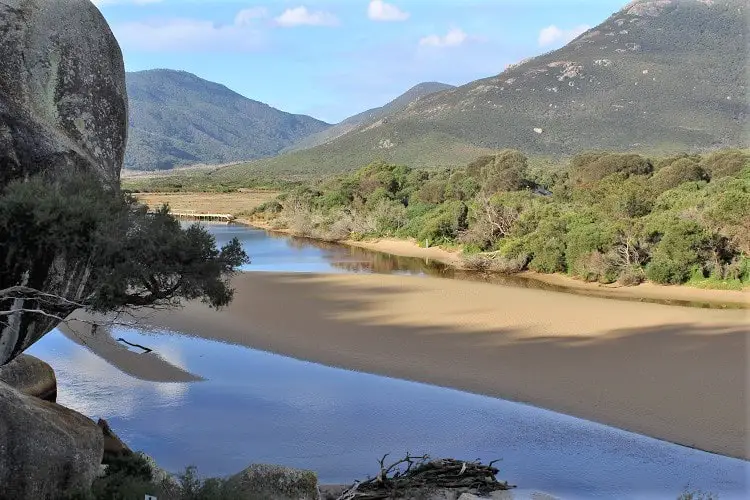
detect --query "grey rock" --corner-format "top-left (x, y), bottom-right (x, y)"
top-left (0, 0), bottom-right (127, 366)
top-left (0, 380), bottom-right (104, 499)
top-left (0, 354), bottom-right (56, 401)
top-left (225, 464), bottom-right (320, 500)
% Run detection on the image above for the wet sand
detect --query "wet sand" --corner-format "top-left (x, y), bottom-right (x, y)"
top-left (139, 272), bottom-right (750, 460)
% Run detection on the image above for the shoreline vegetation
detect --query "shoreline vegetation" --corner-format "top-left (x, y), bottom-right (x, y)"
top-left (130, 148), bottom-right (750, 308)
top-left (240, 218), bottom-right (749, 309)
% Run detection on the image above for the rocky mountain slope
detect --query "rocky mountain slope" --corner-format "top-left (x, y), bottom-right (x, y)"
top-left (125, 69), bottom-right (331, 170)
top-left (215, 0), bottom-right (747, 179)
top-left (286, 81), bottom-right (455, 152)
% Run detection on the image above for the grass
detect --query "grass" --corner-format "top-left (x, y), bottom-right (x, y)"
top-left (687, 276), bottom-right (747, 291)
top-left (134, 191), bottom-right (279, 218)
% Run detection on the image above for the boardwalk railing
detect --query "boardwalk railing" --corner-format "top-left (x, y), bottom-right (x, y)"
top-left (154, 210), bottom-right (236, 222)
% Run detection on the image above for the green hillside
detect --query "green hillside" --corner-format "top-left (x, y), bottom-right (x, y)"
top-left (215, 0), bottom-right (747, 181)
top-left (125, 69), bottom-right (331, 170)
top-left (285, 82), bottom-right (455, 153)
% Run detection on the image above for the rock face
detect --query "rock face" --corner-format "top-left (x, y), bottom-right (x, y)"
top-left (0, 0), bottom-right (128, 366)
top-left (225, 464), bottom-right (320, 500)
top-left (0, 354), bottom-right (56, 401)
top-left (0, 380), bottom-right (104, 499)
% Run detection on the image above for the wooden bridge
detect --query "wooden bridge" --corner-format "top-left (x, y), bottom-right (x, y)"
top-left (166, 210), bottom-right (236, 223)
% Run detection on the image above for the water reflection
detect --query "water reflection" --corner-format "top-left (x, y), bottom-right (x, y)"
top-left (27, 328), bottom-right (750, 499)
top-left (220, 224), bottom-right (745, 309)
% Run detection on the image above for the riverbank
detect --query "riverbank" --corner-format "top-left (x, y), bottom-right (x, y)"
top-left (140, 271), bottom-right (749, 460)
top-left (240, 218), bottom-right (750, 309)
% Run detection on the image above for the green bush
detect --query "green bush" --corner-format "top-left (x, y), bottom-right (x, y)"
top-left (651, 158), bottom-right (708, 192)
top-left (645, 220), bottom-right (709, 284)
top-left (701, 149), bottom-right (749, 179)
top-left (569, 152), bottom-right (653, 185)
top-left (479, 149), bottom-right (530, 194)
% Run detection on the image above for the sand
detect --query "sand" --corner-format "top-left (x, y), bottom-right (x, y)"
top-left (138, 271), bottom-right (750, 460)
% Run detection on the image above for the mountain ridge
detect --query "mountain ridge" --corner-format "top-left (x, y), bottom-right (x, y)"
top-left (214, 0), bottom-right (747, 180)
top-left (286, 81), bottom-right (455, 153)
top-left (124, 69), bottom-right (331, 170)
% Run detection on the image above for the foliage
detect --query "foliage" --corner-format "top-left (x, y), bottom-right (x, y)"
top-left (0, 174), bottom-right (249, 321)
top-left (251, 148), bottom-right (749, 289)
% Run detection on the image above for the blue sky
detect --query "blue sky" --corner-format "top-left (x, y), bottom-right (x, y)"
top-left (94, 0), bottom-right (626, 123)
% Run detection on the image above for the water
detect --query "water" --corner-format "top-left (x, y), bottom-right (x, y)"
top-left (26, 224), bottom-right (750, 499)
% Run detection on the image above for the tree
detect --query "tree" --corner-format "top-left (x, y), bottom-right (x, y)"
top-left (479, 150), bottom-right (530, 194)
top-left (651, 158), bottom-right (708, 192)
top-left (0, 174), bottom-right (249, 362)
top-left (701, 149), bottom-right (749, 179)
top-left (569, 152), bottom-right (653, 185)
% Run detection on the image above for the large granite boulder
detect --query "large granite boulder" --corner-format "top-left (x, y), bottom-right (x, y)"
top-left (0, 380), bottom-right (104, 498)
top-left (0, 0), bottom-right (128, 366)
top-left (0, 353), bottom-right (56, 401)
top-left (225, 464), bottom-right (320, 500)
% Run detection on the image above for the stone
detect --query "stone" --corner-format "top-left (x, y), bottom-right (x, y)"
top-left (0, 0), bottom-right (128, 366)
top-left (225, 464), bottom-right (320, 500)
top-left (0, 380), bottom-right (104, 499)
top-left (0, 353), bottom-right (56, 401)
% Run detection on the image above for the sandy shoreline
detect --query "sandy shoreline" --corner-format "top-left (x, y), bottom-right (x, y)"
top-left (139, 271), bottom-right (749, 460)
top-left (240, 218), bottom-right (749, 308)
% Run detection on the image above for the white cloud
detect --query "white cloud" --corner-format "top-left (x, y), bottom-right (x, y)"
top-left (235, 7), bottom-right (268, 27)
top-left (419, 28), bottom-right (469, 48)
top-left (113, 17), bottom-right (264, 52)
top-left (275, 6), bottom-right (339, 27)
top-left (368, 0), bottom-right (409, 22)
top-left (538, 24), bottom-right (590, 47)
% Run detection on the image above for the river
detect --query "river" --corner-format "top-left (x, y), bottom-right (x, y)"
top-left (27, 224), bottom-right (749, 499)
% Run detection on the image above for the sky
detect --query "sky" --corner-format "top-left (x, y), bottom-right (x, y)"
top-left (93, 0), bottom-right (627, 123)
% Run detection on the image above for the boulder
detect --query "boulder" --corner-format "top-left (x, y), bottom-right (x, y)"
top-left (0, 380), bottom-right (104, 499)
top-left (0, 0), bottom-right (128, 366)
top-left (225, 464), bottom-right (320, 500)
top-left (0, 354), bottom-right (56, 401)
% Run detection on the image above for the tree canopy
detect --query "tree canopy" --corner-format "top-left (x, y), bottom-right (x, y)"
top-left (0, 174), bottom-right (249, 325)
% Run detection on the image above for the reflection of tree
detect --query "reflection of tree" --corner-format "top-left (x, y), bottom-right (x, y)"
top-left (330, 247), bottom-right (453, 276)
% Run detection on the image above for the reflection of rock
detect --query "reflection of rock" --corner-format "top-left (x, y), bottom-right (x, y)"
top-left (0, 354), bottom-right (56, 401)
top-left (0, 0), bottom-right (127, 366)
top-left (98, 418), bottom-right (133, 464)
top-left (0, 381), bottom-right (103, 499)
top-left (225, 464), bottom-right (320, 500)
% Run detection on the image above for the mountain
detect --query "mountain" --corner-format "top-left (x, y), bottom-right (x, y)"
top-left (286, 82), bottom-right (455, 152)
top-left (214, 0), bottom-right (747, 180)
top-left (124, 70), bottom-right (331, 170)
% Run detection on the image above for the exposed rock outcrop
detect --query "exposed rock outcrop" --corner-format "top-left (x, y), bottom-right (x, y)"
top-left (0, 353), bottom-right (56, 401)
top-left (0, 0), bottom-right (128, 366)
top-left (225, 464), bottom-right (320, 500)
top-left (0, 380), bottom-right (104, 499)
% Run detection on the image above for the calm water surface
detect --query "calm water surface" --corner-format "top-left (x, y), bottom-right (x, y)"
top-left (27, 224), bottom-right (749, 499)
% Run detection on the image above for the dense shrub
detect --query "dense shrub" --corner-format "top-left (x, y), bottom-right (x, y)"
top-left (651, 158), bottom-right (708, 192)
top-left (645, 220), bottom-right (709, 284)
top-left (569, 152), bottom-right (653, 185)
top-left (478, 149), bottom-right (530, 194)
top-left (701, 149), bottom-right (749, 179)
top-left (255, 149), bottom-right (748, 290)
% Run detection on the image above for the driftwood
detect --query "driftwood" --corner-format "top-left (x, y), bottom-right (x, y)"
top-left (337, 454), bottom-right (514, 499)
